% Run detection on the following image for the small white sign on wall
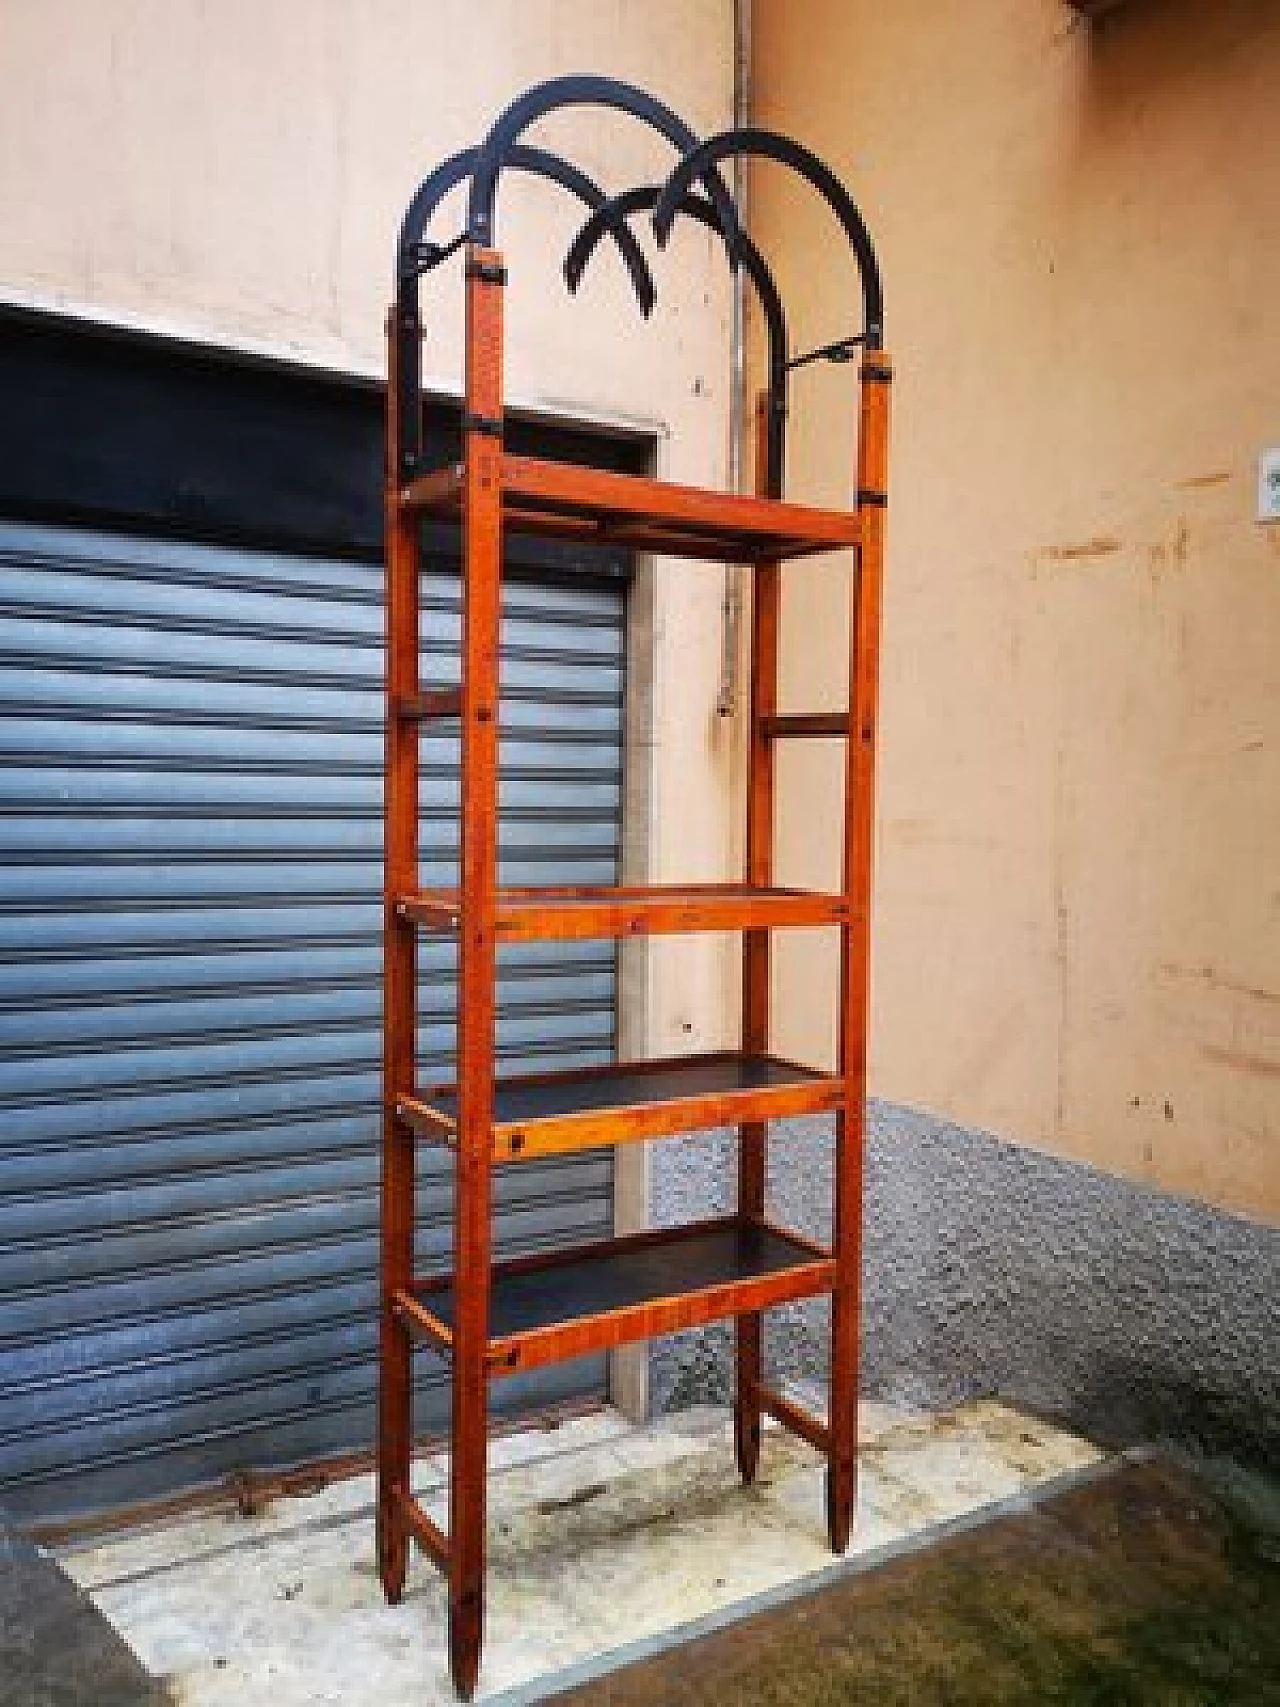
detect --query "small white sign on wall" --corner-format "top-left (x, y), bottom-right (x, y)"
top-left (1259, 448), bottom-right (1280, 523)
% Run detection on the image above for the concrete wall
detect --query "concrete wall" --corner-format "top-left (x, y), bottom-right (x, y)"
top-left (749, 0), bottom-right (1279, 1221)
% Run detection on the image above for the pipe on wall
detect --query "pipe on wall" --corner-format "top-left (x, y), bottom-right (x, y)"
top-left (716, 0), bottom-right (751, 717)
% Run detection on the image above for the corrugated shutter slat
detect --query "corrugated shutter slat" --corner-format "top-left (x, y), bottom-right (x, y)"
top-left (0, 519), bottom-right (622, 1524)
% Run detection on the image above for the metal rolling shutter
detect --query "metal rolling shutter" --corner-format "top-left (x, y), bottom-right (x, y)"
top-left (0, 517), bottom-right (623, 1525)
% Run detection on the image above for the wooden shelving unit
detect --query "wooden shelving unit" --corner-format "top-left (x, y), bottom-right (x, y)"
top-left (378, 78), bottom-right (890, 1700)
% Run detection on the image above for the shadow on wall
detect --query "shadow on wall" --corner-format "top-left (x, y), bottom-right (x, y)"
top-left (650, 1105), bottom-right (1280, 1469)
top-left (1078, 0), bottom-right (1280, 100)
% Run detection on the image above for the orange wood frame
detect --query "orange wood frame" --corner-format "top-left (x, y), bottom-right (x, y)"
top-left (377, 238), bottom-right (891, 1698)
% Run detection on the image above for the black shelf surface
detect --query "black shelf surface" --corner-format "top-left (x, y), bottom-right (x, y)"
top-left (426, 1219), bottom-right (831, 1341)
top-left (432, 1050), bottom-right (829, 1126)
top-left (396, 1049), bottom-right (847, 1161)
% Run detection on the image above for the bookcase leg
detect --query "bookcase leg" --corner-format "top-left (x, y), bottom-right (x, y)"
top-left (448, 1208), bottom-right (489, 1700)
top-left (826, 1280), bottom-right (858, 1553)
top-left (376, 1436), bottom-right (410, 1599)
top-left (449, 1570), bottom-right (484, 1701)
top-left (733, 1311), bottom-right (762, 1484)
top-left (376, 1247), bottom-right (412, 1602)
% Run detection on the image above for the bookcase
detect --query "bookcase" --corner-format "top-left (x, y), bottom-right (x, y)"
top-left (376, 77), bottom-right (890, 1699)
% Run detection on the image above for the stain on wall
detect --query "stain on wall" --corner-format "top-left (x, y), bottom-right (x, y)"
top-left (749, 0), bottom-right (1280, 1221)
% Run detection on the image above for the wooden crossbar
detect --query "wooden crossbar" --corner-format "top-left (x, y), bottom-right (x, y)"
top-left (760, 712), bottom-right (850, 740)
top-left (758, 1385), bottom-right (832, 1454)
top-left (395, 689), bottom-right (463, 721)
top-left (395, 1487), bottom-right (450, 1574)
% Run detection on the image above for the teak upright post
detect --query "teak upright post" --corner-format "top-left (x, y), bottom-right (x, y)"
top-left (733, 390), bottom-right (780, 1487)
top-left (377, 305), bottom-right (419, 1606)
top-left (377, 77), bottom-right (890, 1701)
top-left (828, 350), bottom-right (892, 1549)
top-left (447, 245), bottom-right (507, 1698)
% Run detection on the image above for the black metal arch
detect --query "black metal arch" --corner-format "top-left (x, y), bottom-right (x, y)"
top-left (396, 144), bottom-right (655, 316)
top-left (464, 74), bottom-right (741, 262)
top-left (563, 184), bottom-right (788, 493)
top-left (393, 142), bottom-right (659, 473)
top-left (653, 126), bottom-right (884, 347)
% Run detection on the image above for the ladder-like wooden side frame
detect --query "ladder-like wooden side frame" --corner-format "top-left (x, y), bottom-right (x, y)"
top-left (831, 350), bottom-right (892, 1549)
top-left (376, 304), bottom-right (419, 1608)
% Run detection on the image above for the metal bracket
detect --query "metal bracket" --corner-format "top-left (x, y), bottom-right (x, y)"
top-left (786, 333), bottom-right (866, 372)
top-left (857, 488), bottom-right (888, 508)
top-left (861, 362), bottom-right (893, 384)
top-left (463, 411), bottom-right (504, 440)
top-left (400, 232), bottom-right (467, 281)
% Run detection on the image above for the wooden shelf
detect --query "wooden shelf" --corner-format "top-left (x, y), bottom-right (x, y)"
top-left (397, 882), bottom-right (853, 939)
top-left (396, 1049), bottom-right (845, 1161)
top-left (393, 1215), bottom-right (836, 1377)
top-left (401, 454), bottom-right (863, 564)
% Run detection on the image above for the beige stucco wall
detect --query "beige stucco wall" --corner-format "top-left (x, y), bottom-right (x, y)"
top-left (750, 0), bottom-right (1279, 1219)
top-left (0, 0), bottom-right (740, 1065)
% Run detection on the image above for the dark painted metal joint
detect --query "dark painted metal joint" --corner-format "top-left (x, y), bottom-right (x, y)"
top-left (465, 255), bottom-right (508, 286)
top-left (856, 488), bottom-right (888, 508)
top-left (463, 412), bottom-right (504, 440)
top-left (786, 333), bottom-right (867, 372)
top-left (401, 233), bottom-right (468, 281)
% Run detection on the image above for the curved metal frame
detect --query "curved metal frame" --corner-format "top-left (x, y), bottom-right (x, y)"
top-left (653, 124), bottom-right (884, 348)
top-left (392, 101), bottom-right (887, 483)
top-left (393, 142), bottom-right (657, 473)
top-left (563, 183), bottom-right (788, 493)
top-left (463, 74), bottom-right (742, 259)
top-left (396, 143), bottom-right (655, 312)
